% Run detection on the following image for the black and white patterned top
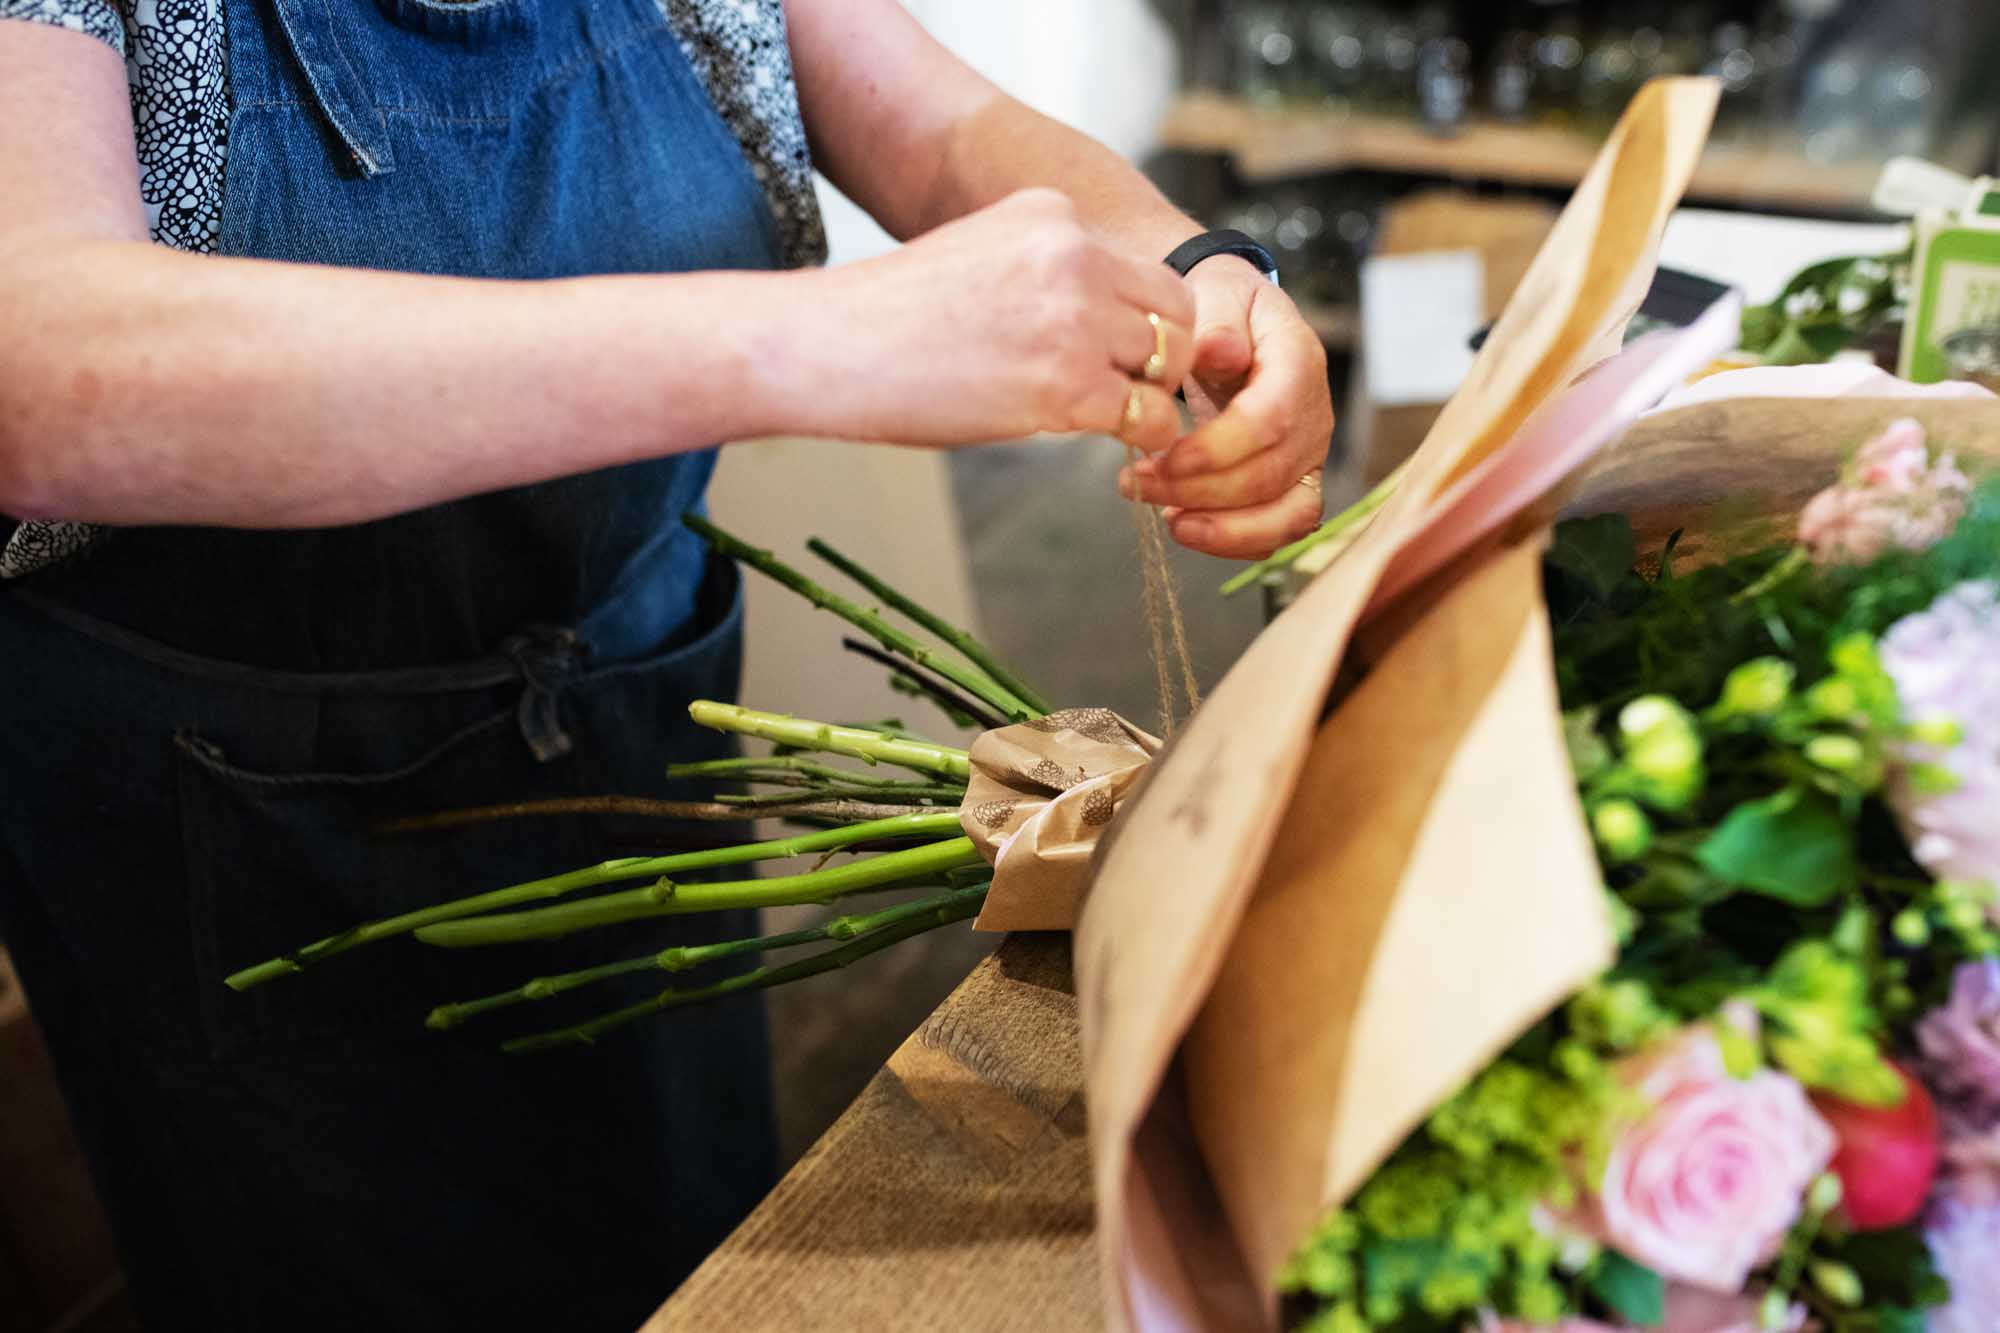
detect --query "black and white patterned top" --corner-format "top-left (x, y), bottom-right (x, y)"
top-left (0, 0), bottom-right (827, 579)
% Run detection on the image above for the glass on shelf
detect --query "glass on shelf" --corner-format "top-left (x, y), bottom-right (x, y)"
top-left (1488, 18), bottom-right (1538, 124)
top-left (1417, 33), bottom-right (1472, 133)
top-left (1231, 3), bottom-right (1303, 108)
top-left (1362, 8), bottom-right (1423, 115)
top-left (1530, 7), bottom-right (1587, 125)
top-left (1867, 50), bottom-right (1936, 161)
top-left (1577, 12), bottom-right (1644, 133)
top-left (1305, 3), bottom-right (1377, 111)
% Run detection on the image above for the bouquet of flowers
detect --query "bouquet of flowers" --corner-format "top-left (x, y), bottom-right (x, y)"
top-left (1277, 420), bottom-right (2000, 1333)
top-left (1068, 78), bottom-right (2000, 1333)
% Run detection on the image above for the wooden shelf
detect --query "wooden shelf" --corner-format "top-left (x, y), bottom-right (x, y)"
top-left (1161, 91), bottom-right (1890, 213)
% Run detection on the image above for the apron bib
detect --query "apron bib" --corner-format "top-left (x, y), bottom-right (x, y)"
top-left (0, 0), bottom-right (788, 1327)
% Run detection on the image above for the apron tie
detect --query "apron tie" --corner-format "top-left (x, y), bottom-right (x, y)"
top-left (501, 625), bottom-right (582, 762)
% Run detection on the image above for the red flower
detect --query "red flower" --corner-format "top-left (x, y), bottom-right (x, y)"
top-left (1811, 1065), bottom-right (1941, 1230)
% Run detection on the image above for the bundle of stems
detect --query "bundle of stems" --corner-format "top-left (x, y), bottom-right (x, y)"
top-left (225, 519), bottom-right (1052, 1052)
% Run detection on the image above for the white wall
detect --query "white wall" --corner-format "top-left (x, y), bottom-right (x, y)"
top-left (817, 0), bottom-right (1179, 264)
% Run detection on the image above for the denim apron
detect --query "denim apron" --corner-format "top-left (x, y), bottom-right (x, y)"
top-left (0, 0), bottom-right (787, 1327)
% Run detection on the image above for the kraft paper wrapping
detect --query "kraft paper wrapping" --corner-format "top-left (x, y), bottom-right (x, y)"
top-left (1182, 535), bottom-right (1614, 1303)
top-left (1074, 77), bottom-right (1722, 1331)
top-left (961, 708), bottom-right (1161, 933)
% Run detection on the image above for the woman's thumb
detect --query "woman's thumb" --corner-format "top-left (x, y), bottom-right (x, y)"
top-left (1193, 303), bottom-right (1254, 383)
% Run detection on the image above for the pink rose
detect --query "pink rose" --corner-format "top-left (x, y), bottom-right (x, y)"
top-left (1796, 417), bottom-right (1971, 565)
top-left (1573, 1029), bottom-right (1836, 1292)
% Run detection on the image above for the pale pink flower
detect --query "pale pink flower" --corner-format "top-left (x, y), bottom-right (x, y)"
top-left (1937, 1106), bottom-right (2000, 1208)
top-left (1925, 1199), bottom-right (2000, 1333)
top-left (1918, 960), bottom-right (2000, 1113)
top-left (1880, 582), bottom-right (2000, 893)
top-left (1471, 1318), bottom-right (1624, 1333)
top-left (1796, 418), bottom-right (1972, 564)
top-left (1570, 1029), bottom-right (1836, 1293)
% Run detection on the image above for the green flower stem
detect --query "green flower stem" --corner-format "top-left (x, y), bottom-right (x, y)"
top-left (713, 786), bottom-right (965, 808)
top-left (427, 883), bottom-right (989, 1031)
top-left (688, 701), bottom-right (971, 782)
top-left (805, 537), bottom-right (1054, 716)
top-left (414, 836), bottom-right (984, 948)
top-left (665, 755), bottom-right (955, 790)
top-left (222, 810), bottom-right (963, 990)
top-left (684, 515), bottom-right (1036, 722)
top-left (1220, 462), bottom-right (1405, 596)
top-left (500, 885), bottom-right (990, 1054)
top-left (1731, 547), bottom-right (1811, 604)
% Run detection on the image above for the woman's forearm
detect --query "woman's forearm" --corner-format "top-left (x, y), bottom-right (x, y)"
top-left (788, 0), bottom-right (1201, 264)
top-left (0, 242), bottom-right (809, 527)
top-left (922, 94), bottom-right (1202, 262)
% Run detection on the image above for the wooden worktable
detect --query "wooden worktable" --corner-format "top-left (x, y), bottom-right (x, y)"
top-left (642, 934), bottom-right (1098, 1332)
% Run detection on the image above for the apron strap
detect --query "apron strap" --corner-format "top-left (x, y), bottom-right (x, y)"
top-left (268, 0), bottom-right (397, 177)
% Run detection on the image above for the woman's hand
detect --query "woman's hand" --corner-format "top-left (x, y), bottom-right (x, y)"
top-left (798, 189), bottom-right (1197, 450)
top-left (1118, 257), bottom-right (1335, 559)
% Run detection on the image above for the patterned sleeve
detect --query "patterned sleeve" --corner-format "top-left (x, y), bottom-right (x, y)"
top-left (0, 0), bottom-right (125, 53)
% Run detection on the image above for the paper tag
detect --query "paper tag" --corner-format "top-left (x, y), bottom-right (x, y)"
top-left (1361, 250), bottom-right (1484, 406)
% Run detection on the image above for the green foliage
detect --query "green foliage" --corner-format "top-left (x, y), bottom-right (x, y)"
top-left (1588, 1250), bottom-right (1665, 1328)
top-left (1754, 941), bottom-right (1901, 1104)
top-left (1737, 251), bottom-right (1906, 366)
top-left (1283, 1058), bottom-right (1623, 1330)
top-left (1697, 788), bottom-right (1860, 906)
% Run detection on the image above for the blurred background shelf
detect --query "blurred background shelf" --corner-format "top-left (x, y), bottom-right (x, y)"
top-left (1297, 299), bottom-right (1359, 348)
top-left (1161, 90), bottom-right (1891, 211)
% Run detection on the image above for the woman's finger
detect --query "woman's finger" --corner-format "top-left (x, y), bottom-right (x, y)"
top-left (1112, 380), bottom-right (1183, 454)
top-left (1069, 375), bottom-right (1178, 450)
top-left (1110, 311), bottom-right (1194, 392)
top-left (1105, 250), bottom-right (1196, 332)
top-left (1162, 477), bottom-right (1326, 560)
top-left (1117, 421), bottom-right (1323, 510)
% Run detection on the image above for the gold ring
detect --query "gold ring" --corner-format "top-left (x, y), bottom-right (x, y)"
top-left (1141, 312), bottom-right (1168, 383)
top-left (1297, 469), bottom-right (1324, 494)
top-left (1123, 385), bottom-right (1147, 432)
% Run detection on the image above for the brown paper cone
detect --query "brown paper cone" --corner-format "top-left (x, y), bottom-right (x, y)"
top-left (1181, 536), bottom-right (1613, 1308)
top-left (1075, 76), bottom-right (1720, 1332)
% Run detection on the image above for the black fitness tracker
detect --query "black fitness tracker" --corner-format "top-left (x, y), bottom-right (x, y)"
top-left (1163, 228), bottom-right (1281, 283)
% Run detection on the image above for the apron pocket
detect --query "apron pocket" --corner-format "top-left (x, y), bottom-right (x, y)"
top-left (177, 707), bottom-right (597, 1061)
top-left (177, 556), bottom-right (749, 1064)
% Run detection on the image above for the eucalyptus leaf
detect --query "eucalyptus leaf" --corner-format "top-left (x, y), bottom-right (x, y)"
top-left (1696, 788), bottom-right (1859, 905)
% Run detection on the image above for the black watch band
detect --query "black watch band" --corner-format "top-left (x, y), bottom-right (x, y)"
top-left (1162, 228), bottom-right (1280, 283)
